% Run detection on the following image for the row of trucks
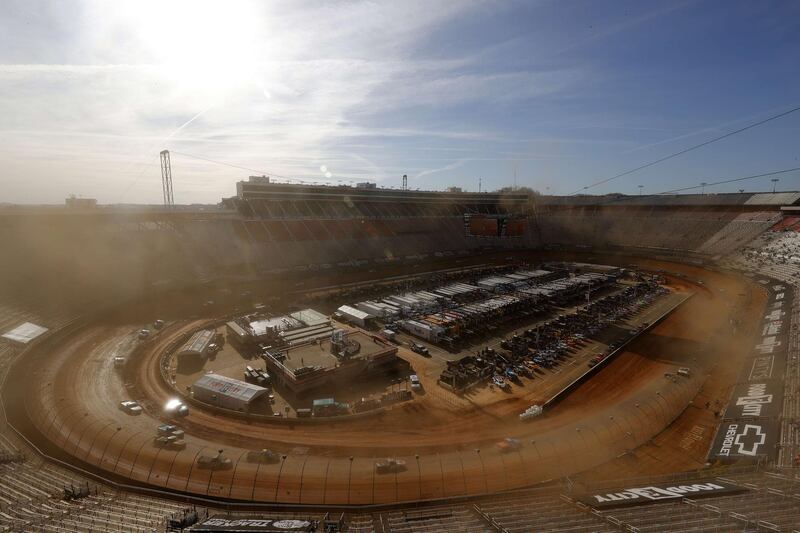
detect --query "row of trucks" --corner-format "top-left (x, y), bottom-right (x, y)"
top-left (244, 365), bottom-right (271, 387)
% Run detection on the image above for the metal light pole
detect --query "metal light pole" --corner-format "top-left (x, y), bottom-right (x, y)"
top-left (274, 455), bottom-right (287, 501)
top-left (476, 449), bottom-right (487, 493)
top-left (772, 178), bottom-right (780, 193)
top-left (347, 456), bottom-right (354, 504)
top-left (415, 454), bottom-right (421, 500)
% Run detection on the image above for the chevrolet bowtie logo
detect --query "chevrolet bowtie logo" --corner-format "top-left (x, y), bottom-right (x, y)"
top-left (734, 424), bottom-right (766, 456)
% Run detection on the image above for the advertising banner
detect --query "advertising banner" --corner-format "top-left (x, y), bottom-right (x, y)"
top-left (577, 480), bottom-right (745, 509)
top-left (708, 419), bottom-right (779, 462)
top-left (190, 516), bottom-right (317, 533)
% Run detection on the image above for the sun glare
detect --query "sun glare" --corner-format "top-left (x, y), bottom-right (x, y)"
top-left (124, 0), bottom-right (262, 92)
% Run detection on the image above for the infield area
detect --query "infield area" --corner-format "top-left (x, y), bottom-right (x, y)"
top-left (5, 250), bottom-right (764, 505)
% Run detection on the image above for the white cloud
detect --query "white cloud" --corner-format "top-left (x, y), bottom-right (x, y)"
top-left (0, 0), bottom-right (589, 203)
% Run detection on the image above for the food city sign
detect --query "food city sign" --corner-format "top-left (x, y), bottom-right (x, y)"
top-left (735, 384), bottom-right (773, 417)
top-left (580, 481), bottom-right (743, 509)
top-left (730, 381), bottom-right (781, 418)
top-left (192, 516), bottom-right (315, 532)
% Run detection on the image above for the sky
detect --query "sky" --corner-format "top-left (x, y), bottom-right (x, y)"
top-left (1, 0), bottom-right (799, 205)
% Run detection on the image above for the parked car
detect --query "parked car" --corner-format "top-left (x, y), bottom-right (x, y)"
top-left (118, 400), bottom-right (142, 415)
top-left (375, 458), bottom-right (406, 473)
top-left (492, 375), bottom-right (509, 390)
top-left (409, 342), bottom-right (429, 356)
top-left (409, 374), bottom-right (421, 391)
top-left (137, 329), bottom-right (150, 340)
top-left (523, 360), bottom-right (540, 373)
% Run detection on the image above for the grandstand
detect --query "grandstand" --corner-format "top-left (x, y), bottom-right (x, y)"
top-left (4, 185), bottom-right (800, 530)
top-left (535, 192), bottom-right (797, 256)
top-left (1, 186), bottom-right (796, 306)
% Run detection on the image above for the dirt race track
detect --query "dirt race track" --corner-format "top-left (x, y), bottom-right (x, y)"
top-left (5, 251), bottom-right (765, 505)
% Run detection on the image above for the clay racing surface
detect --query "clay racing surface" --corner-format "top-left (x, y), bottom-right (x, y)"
top-left (6, 252), bottom-right (763, 504)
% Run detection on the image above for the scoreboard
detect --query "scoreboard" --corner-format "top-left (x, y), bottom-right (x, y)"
top-left (465, 214), bottom-right (526, 238)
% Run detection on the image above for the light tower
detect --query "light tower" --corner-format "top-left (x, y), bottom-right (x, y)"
top-left (402, 174), bottom-right (408, 190)
top-left (160, 150), bottom-right (174, 207)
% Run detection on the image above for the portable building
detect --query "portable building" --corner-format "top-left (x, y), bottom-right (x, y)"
top-left (336, 305), bottom-right (374, 328)
top-left (226, 321), bottom-right (251, 345)
top-left (192, 373), bottom-right (269, 412)
top-left (290, 308), bottom-right (330, 328)
top-left (177, 329), bottom-right (215, 360)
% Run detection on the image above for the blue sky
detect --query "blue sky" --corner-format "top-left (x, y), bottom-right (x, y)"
top-left (0, 0), bottom-right (799, 204)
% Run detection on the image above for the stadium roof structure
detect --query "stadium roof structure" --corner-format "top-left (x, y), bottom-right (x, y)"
top-left (538, 191), bottom-right (800, 207)
top-left (193, 373), bottom-right (268, 403)
top-left (1, 322), bottom-right (48, 344)
top-left (236, 178), bottom-right (531, 204)
top-left (745, 192), bottom-right (800, 205)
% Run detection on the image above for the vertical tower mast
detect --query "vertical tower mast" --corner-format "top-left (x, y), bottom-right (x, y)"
top-left (160, 150), bottom-right (174, 207)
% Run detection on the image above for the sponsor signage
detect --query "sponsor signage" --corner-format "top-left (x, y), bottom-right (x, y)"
top-left (578, 480), bottom-right (745, 509)
top-left (761, 319), bottom-right (783, 337)
top-left (764, 309), bottom-right (785, 322)
top-left (190, 516), bottom-right (316, 533)
top-left (712, 275), bottom-right (790, 464)
top-left (754, 335), bottom-right (784, 355)
top-left (753, 282), bottom-right (791, 356)
top-left (726, 380), bottom-right (783, 419)
top-left (740, 354), bottom-right (786, 383)
top-left (709, 420), bottom-right (778, 461)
